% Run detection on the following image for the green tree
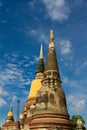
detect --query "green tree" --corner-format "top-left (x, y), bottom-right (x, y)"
top-left (70, 115), bottom-right (85, 130)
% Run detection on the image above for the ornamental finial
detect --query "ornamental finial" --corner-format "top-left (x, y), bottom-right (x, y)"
top-left (49, 29), bottom-right (55, 48)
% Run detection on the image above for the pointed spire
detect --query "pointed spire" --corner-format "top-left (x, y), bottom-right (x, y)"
top-left (44, 30), bottom-right (60, 79)
top-left (10, 103), bottom-right (13, 112)
top-left (39, 43), bottom-right (43, 59)
top-left (49, 29), bottom-right (55, 48)
top-left (36, 43), bottom-right (44, 78)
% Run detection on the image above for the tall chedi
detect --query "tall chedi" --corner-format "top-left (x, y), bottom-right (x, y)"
top-left (19, 44), bottom-right (44, 127)
top-left (30, 30), bottom-right (72, 130)
top-left (27, 43), bottom-right (44, 105)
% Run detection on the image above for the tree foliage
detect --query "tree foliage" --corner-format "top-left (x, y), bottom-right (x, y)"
top-left (70, 115), bottom-right (85, 130)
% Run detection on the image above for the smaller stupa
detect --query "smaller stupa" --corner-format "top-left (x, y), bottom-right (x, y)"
top-left (5, 104), bottom-right (14, 122)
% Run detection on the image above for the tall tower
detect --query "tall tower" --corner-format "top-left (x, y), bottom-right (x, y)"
top-left (30, 30), bottom-right (72, 130)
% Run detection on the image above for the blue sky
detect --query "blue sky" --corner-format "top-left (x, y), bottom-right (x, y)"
top-left (0, 0), bottom-right (87, 127)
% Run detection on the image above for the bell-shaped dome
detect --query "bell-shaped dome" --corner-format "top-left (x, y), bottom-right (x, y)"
top-left (7, 111), bottom-right (13, 117)
top-left (5, 104), bottom-right (14, 122)
top-left (28, 79), bottom-right (42, 98)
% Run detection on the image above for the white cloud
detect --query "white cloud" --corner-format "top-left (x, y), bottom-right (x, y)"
top-left (0, 53), bottom-right (35, 111)
top-left (22, 90), bottom-right (29, 95)
top-left (24, 55), bottom-right (38, 67)
top-left (0, 98), bottom-right (7, 107)
top-left (29, 55), bottom-right (38, 65)
top-left (25, 27), bottom-right (48, 44)
top-left (23, 56), bottom-right (30, 60)
top-left (62, 75), bottom-right (87, 115)
top-left (0, 20), bottom-right (8, 24)
top-left (62, 75), bottom-right (69, 84)
top-left (43, 0), bottom-right (70, 21)
top-left (67, 94), bottom-right (86, 113)
top-left (0, 53), bottom-right (39, 96)
top-left (59, 40), bottom-right (72, 55)
top-left (75, 61), bottom-right (87, 74)
top-left (62, 75), bottom-right (78, 88)
top-left (0, 54), bottom-right (34, 89)
top-left (0, 65), bottom-right (24, 87)
top-left (0, 86), bottom-right (8, 96)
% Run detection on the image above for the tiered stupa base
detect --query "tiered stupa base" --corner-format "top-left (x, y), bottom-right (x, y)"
top-left (30, 111), bottom-right (72, 130)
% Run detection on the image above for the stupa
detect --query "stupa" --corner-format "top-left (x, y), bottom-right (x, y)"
top-left (2, 30), bottom-right (72, 130)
